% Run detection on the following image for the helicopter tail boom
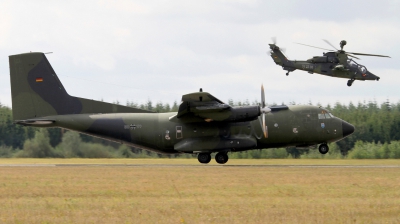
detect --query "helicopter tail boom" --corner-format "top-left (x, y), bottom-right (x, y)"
top-left (269, 44), bottom-right (296, 72)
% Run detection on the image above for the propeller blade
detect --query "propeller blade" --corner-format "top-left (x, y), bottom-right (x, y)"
top-left (322, 39), bottom-right (338, 50)
top-left (294, 42), bottom-right (334, 51)
top-left (347, 54), bottom-right (361, 60)
top-left (346, 52), bottom-right (391, 58)
top-left (261, 84), bottom-right (265, 108)
top-left (262, 113), bottom-right (267, 138)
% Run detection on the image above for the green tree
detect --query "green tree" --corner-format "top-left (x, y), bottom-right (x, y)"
top-left (61, 131), bottom-right (82, 157)
top-left (17, 129), bottom-right (59, 158)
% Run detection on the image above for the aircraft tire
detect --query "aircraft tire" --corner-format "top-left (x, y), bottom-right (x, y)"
top-left (215, 152), bottom-right (229, 164)
top-left (318, 144), bottom-right (329, 154)
top-left (198, 153), bottom-right (211, 164)
top-left (347, 79), bottom-right (354, 87)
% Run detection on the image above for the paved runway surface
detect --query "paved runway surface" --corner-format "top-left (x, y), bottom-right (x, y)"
top-left (0, 164), bottom-right (399, 168)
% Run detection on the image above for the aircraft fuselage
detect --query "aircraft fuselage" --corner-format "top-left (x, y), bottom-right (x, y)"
top-left (27, 105), bottom-right (352, 154)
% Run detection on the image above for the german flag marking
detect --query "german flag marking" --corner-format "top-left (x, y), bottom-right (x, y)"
top-left (36, 77), bottom-right (43, 82)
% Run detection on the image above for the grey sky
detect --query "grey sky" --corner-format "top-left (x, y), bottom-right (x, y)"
top-left (1, 0), bottom-right (399, 108)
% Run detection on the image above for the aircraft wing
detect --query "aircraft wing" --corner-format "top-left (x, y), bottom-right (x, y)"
top-left (176, 92), bottom-right (231, 120)
top-left (173, 91), bottom-right (261, 123)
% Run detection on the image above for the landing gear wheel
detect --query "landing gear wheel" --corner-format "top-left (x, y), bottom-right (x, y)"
top-left (215, 152), bottom-right (229, 164)
top-left (198, 153), bottom-right (211, 164)
top-left (286, 72), bottom-right (289, 76)
top-left (318, 144), bottom-right (329, 154)
top-left (347, 79), bottom-right (355, 87)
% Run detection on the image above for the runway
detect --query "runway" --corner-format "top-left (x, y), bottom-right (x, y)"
top-left (0, 164), bottom-right (399, 168)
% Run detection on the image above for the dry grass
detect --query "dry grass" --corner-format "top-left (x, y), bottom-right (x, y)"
top-left (0, 158), bottom-right (400, 165)
top-left (0, 160), bottom-right (399, 223)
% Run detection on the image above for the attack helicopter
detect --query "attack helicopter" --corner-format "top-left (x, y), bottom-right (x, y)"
top-left (9, 52), bottom-right (354, 164)
top-left (269, 39), bottom-right (390, 86)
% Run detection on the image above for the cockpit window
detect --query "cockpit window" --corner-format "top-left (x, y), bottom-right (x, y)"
top-left (347, 59), bottom-right (367, 73)
top-left (358, 65), bottom-right (367, 73)
top-left (347, 59), bottom-right (358, 67)
top-left (318, 110), bottom-right (334, 119)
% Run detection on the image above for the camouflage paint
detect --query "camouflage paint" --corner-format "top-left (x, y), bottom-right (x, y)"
top-left (9, 52), bottom-right (355, 162)
top-left (269, 44), bottom-right (380, 83)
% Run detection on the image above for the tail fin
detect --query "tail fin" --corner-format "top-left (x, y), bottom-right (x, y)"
top-left (9, 52), bottom-right (150, 121)
top-left (269, 44), bottom-right (288, 66)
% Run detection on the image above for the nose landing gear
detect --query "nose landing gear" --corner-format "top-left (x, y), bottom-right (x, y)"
top-left (318, 144), bottom-right (329, 154)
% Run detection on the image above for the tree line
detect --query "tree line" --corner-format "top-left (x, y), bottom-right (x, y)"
top-left (0, 99), bottom-right (400, 159)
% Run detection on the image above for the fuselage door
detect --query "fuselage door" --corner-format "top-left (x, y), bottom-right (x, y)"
top-left (176, 126), bottom-right (183, 139)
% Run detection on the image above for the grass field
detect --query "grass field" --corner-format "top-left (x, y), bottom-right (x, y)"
top-left (0, 159), bottom-right (399, 223)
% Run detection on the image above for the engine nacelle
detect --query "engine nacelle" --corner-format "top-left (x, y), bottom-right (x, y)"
top-left (227, 106), bottom-right (261, 122)
top-left (307, 56), bottom-right (328, 63)
top-left (195, 105), bottom-right (261, 122)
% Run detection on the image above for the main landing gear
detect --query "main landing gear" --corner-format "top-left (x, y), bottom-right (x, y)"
top-left (286, 71), bottom-right (290, 76)
top-left (347, 79), bottom-right (355, 87)
top-left (197, 152), bottom-right (229, 164)
top-left (215, 152), bottom-right (229, 164)
top-left (197, 153), bottom-right (211, 164)
top-left (318, 144), bottom-right (329, 154)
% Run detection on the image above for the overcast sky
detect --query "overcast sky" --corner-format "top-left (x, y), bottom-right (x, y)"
top-left (1, 0), bottom-right (399, 109)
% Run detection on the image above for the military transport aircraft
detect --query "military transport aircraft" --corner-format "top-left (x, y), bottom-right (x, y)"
top-left (269, 39), bottom-right (390, 86)
top-left (9, 52), bottom-right (355, 164)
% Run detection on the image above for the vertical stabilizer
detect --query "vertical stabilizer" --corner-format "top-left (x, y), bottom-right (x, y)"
top-left (269, 44), bottom-right (288, 66)
top-left (9, 52), bottom-right (151, 121)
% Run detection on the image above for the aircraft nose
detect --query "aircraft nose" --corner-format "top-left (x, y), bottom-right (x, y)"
top-left (367, 71), bottom-right (380, 80)
top-left (342, 121), bottom-right (355, 137)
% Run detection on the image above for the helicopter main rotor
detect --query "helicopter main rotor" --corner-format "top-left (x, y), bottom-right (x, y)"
top-left (295, 40), bottom-right (391, 59)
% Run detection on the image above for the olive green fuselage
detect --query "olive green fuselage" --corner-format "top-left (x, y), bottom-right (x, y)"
top-left (36, 105), bottom-right (345, 154)
top-left (269, 44), bottom-right (380, 82)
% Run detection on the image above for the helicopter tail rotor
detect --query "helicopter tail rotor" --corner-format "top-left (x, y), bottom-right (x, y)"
top-left (269, 37), bottom-right (288, 57)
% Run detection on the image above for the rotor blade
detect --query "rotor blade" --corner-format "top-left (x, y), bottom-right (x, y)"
top-left (261, 84), bottom-right (265, 108)
top-left (347, 54), bottom-right (361, 60)
top-left (271, 37), bottom-right (276, 45)
top-left (294, 42), bottom-right (334, 51)
top-left (346, 52), bottom-right (391, 58)
top-left (262, 113), bottom-right (267, 138)
top-left (322, 39), bottom-right (338, 50)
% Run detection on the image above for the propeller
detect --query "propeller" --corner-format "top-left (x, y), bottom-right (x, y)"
top-left (260, 85), bottom-right (271, 138)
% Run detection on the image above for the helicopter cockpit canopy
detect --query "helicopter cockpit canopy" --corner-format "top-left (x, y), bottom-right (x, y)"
top-left (347, 59), bottom-right (367, 73)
